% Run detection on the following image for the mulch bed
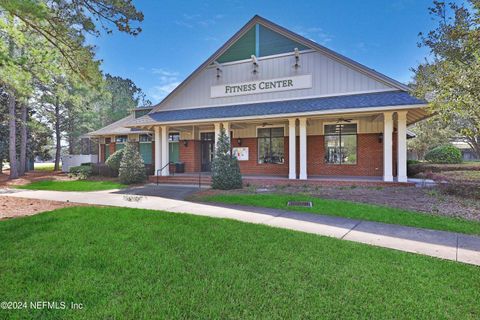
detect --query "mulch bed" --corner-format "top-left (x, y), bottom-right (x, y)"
top-left (0, 196), bottom-right (82, 220)
top-left (196, 185), bottom-right (480, 222)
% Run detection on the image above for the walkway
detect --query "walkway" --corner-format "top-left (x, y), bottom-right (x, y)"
top-left (2, 188), bottom-right (479, 266)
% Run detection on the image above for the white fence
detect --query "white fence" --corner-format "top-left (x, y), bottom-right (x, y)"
top-left (61, 155), bottom-right (98, 173)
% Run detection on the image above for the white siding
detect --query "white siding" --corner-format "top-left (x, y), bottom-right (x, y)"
top-left (156, 51), bottom-right (395, 111)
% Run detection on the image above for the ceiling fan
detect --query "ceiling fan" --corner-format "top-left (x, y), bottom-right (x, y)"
top-left (336, 118), bottom-right (353, 123)
top-left (261, 122), bottom-right (274, 127)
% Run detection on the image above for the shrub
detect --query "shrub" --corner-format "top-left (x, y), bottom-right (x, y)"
top-left (105, 149), bottom-right (125, 176)
top-left (118, 142), bottom-right (146, 184)
top-left (69, 164), bottom-right (92, 180)
top-left (425, 145), bottom-right (462, 164)
top-left (211, 128), bottom-right (242, 190)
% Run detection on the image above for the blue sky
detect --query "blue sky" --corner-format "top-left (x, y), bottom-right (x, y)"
top-left (88, 0), bottom-right (436, 104)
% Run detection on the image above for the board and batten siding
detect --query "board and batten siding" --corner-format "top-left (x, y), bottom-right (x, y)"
top-left (156, 51), bottom-right (395, 112)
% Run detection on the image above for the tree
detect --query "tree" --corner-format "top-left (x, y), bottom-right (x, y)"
top-left (102, 74), bottom-right (151, 125)
top-left (1, 0), bottom-right (143, 81)
top-left (211, 128), bottom-right (242, 190)
top-left (412, 0), bottom-right (480, 158)
top-left (408, 116), bottom-right (456, 159)
top-left (118, 142), bottom-right (146, 184)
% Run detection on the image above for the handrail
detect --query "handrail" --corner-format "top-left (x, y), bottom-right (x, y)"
top-left (156, 162), bottom-right (175, 185)
top-left (198, 171), bottom-right (201, 189)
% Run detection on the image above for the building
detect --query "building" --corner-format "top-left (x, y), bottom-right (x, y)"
top-left (94, 15), bottom-right (429, 183)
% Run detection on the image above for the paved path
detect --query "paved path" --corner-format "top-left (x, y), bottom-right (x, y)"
top-left (2, 189), bottom-right (480, 266)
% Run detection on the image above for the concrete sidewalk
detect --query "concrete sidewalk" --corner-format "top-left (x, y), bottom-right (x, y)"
top-left (2, 188), bottom-right (480, 266)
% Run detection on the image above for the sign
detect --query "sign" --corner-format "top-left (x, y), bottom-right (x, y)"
top-left (232, 147), bottom-right (249, 161)
top-left (211, 75), bottom-right (312, 98)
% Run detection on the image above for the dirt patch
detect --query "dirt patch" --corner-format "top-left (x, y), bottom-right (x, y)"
top-left (194, 185), bottom-right (480, 222)
top-left (0, 195), bottom-right (82, 220)
top-left (0, 170), bottom-right (70, 188)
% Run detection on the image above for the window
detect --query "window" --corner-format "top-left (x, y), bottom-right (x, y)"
top-left (115, 135), bottom-right (128, 143)
top-left (105, 137), bottom-right (111, 144)
top-left (139, 134), bottom-right (152, 142)
top-left (324, 124), bottom-right (357, 165)
top-left (257, 127), bottom-right (284, 164)
top-left (169, 133), bottom-right (180, 142)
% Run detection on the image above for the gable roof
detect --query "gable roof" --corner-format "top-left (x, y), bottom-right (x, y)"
top-left (87, 113), bottom-right (152, 137)
top-left (151, 15), bottom-right (410, 113)
top-left (130, 91), bottom-right (426, 126)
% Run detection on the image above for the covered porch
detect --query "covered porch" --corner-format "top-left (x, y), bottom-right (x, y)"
top-left (140, 108), bottom-right (425, 183)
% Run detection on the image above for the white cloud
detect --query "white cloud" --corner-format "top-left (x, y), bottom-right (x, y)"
top-left (295, 26), bottom-right (333, 45)
top-left (149, 82), bottom-right (181, 102)
top-left (175, 13), bottom-right (225, 29)
top-left (148, 68), bottom-right (182, 102)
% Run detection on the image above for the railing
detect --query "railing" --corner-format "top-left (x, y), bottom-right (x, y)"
top-left (198, 171), bottom-right (201, 189)
top-left (156, 162), bottom-right (175, 185)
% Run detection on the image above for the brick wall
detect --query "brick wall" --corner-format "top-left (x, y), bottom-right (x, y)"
top-left (231, 137), bottom-right (289, 176)
top-left (100, 144), bottom-right (105, 162)
top-left (109, 143), bottom-right (116, 155)
top-left (179, 140), bottom-right (201, 172)
top-left (307, 134), bottom-right (384, 176)
top-left (176, 134), bottom-right (398, 177)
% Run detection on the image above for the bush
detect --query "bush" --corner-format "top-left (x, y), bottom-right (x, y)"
top-left (211, 128), bottom-right (242, 190)
top-left (69, 164), bottom-right (92, 180)
top-left (425, 144), bottom-right (462, 164)
top-left (105, 149), bottom-right (125, 176)
top-left (118, 142), bottom-right (146, 184)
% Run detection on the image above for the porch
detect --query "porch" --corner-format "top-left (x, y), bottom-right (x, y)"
top-left (142, 108), bottom-right (422, 183)
top-left (150, 173), bottom-right (415, 187)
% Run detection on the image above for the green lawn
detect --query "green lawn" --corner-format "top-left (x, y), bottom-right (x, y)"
top-left (34, 162), bottom-right (55, 171)
top-left (198, 193), bottom-right (480, 236)
top-left (16, 179), bottom-right (126, 191)
top-left (0, 207), bottom-right (479, 319)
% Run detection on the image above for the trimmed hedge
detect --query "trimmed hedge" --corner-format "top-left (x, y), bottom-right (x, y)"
top-left (425, 145), bottom-right (462, 164)
top-left (69, 165), bottom-right (92, 180)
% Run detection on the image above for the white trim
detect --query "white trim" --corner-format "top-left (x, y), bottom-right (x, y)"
top-left (210, 49), bottom-right (315, 67)
top-left (157, 88), bottom-right (398, 112)
top-left (151, 16), bottom-right (410, 113)
top-left (129, 104), bottom-right (427, 127)
top-left (255, 124), bottom-right (287, 135)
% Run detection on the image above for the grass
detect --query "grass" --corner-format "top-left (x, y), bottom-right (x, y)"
top-left (34, 162), bottom-right (55, 171)
top-left (198, 193), bottom-right (480, 236)
top-left (0, 206), bottom-right (479, 319)
top-left (15, 179), bottom-right (126, 191)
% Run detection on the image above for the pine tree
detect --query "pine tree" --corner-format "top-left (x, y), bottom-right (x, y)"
top-left (211, 128), bottom-right (242, 190)
top-left (118, 142), bottom-right (146, 184)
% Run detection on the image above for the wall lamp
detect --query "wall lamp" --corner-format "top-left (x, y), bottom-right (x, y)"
top-left (183, 140), bottom-right (189, 147)
top-left (378, 133), bottom-right (383, 143)
top-left (237, 138), bottom-right (242, 146)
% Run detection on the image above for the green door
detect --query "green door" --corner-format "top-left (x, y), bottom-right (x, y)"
top-left (105, 144), bottom-right (110, 160)
top-left (139, 142), bottom-right (152, 164)
top-left (169, 142), bottom-right (179, 163)
top-left (115, 143), bottom-right (125, 152)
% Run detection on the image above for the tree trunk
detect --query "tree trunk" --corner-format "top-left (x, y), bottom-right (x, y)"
top-left (8, 92), bottom-right (18, 179)
top-left (467, 136), bottom-right (480, 159)
top-left (19, 102), bottom-right (27, 175)
top-left (54, 96), bottom-right (61, 171)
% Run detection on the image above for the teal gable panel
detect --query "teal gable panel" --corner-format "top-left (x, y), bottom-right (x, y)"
top-left (258, 25), bottom-right (309, 57)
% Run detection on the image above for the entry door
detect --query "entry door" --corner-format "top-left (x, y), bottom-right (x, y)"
top-left (200, 132), bottom-right (215, 172)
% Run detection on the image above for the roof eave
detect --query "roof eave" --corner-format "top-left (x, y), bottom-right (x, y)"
top-left (127, 103), bottom-right (427, 128)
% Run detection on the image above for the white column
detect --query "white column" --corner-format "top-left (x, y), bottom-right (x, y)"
top-left (154, 126), bottom-right (161, 176)
top-left (214, 122), bottom-right (221, 150)
top-left (299, 117), bottom-right (307, 180)
top-left (397, 111), bottom-right (408, 182)
top-left (383, 112), bottom-right (393, 182)
top-left (288, 118), bottom-right (297, 180)
top-left (222, 122), bottom-right (230, 139)
top-left (161, 126), bottom-right (169, 176)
